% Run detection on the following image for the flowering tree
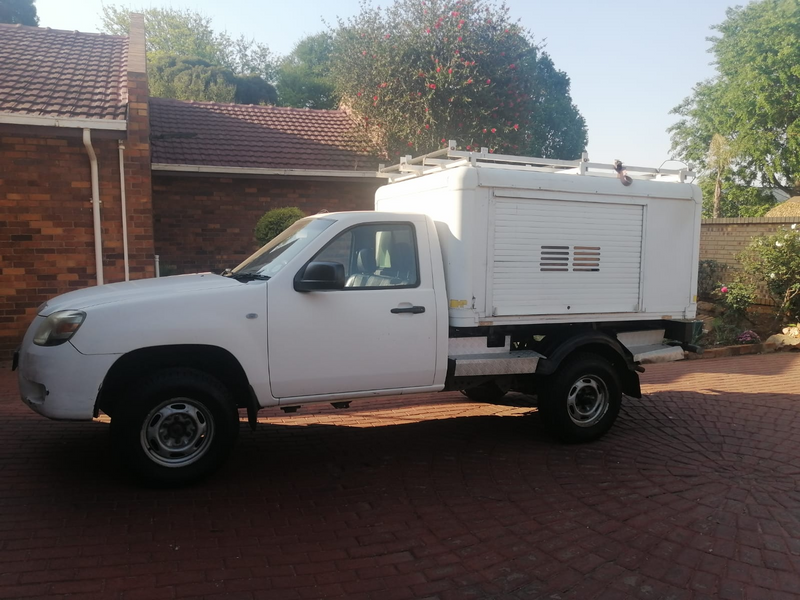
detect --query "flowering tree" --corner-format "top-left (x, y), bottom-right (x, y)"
top-left (330, 0), bottom-right (586, 160)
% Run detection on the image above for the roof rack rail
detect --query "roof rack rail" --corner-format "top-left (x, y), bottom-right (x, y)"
top-left (379, 140), bottom-right (695, 184)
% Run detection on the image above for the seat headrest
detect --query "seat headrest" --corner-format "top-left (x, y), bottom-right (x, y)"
top-left (356, 248), bottom-right (377, 273)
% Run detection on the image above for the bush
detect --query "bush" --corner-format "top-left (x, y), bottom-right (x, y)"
top-left (254, 207), bottom-right (305, 246)
top-left (716, 280), bottom-right (756, 318)
top-left (697, 259), bottom-right (728, 301)
top-left (739, 224), bottom-right (800, 322)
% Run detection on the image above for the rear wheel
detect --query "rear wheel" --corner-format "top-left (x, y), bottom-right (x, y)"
top-left (537, 353), bottom-right (621, 443)
top-left (111, 368), bottom-right (239, 485)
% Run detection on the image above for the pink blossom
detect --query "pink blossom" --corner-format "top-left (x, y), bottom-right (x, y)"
top-left (425, 124), bottom-right (430, 129)
top-left (373, 95), bottom-right (378, 101)
top-left (441, 138), bottom-right (446, 143)
top-left (721, 286), bottom-right (729, 293)
top-left (491, 128), bottom-right (496, 133)
top-left (513, 124), bottom-right (519, 130)
top-left (436, 67), bottom-right (441, 72)
top-left (486, 79), bottom-right (491, 84)
top-left (429, 84), bottom-right (436, 89)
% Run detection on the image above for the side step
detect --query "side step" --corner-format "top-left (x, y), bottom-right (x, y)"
top-left (449, 336), bottom-right (543, 376)
top-left (617, 330), bottom-right (684, 364)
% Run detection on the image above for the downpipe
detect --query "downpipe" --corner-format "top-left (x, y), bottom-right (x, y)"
top-left (82, 128), bottom-right (104, 285)
top-left (118, 140), bottom-right (130, 281)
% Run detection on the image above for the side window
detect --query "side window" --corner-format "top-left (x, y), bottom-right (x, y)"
top-left (315, 230), bottom-right (354, 277)
top-left (313, 223), bottom-right (419, 289)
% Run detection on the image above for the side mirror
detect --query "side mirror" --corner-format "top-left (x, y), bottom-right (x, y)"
top-left (294, 261), bottom-right (346, 292)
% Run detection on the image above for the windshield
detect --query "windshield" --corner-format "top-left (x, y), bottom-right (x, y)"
top-left (232, 217), bottom-right (335, 278)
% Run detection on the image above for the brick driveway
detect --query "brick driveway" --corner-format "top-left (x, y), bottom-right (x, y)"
top-left (1, 353), bottom-right (800, 600)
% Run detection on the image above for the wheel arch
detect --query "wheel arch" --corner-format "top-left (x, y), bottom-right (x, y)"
top-left (535, 332), bottom-right (641, 398)
top-left (95, 344), bottom-right (252, 417)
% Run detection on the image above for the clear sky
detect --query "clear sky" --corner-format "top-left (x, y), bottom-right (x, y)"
top-left (37, 0), bottom-right (735, 168)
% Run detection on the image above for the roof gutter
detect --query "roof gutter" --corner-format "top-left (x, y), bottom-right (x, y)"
top-left (152, 163), bottom-right (389, 179)
top-left (0, 113), bottom-right (127, 131)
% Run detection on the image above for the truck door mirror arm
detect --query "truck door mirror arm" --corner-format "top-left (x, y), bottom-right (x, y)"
top-left (294, 262), bottom-right (346, 292)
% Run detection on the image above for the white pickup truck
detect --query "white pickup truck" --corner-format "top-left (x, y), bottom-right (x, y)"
top-left (15, 145), bottom-right (702, 484)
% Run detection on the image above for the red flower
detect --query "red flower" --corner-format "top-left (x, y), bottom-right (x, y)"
top-left (448, 68), bottom-right (453, 74)
top-left (466, 79), bottom-right (473, 84)
top-left (362, 51), bottom-right (367, 56)
top-left (425, 124), bottom-right (430, 129)
top-left (379, 82), bottom-right (387, 88)
top-left (458, 36), bottom-right (462, 41)
top-left (486, 79), bottom-right (491, 84)
top-left (429, 83), bottom-right (436, 89)
top-left (491, 128), bottom-right (496, 133)
top-left (436, 67), bottom-right (441, 72)
top-left (504, 28), bottom-right (510, 33)
top-left (373, 95), bottom-right (378, 100)
top-left (419, 72), bottom-right (426, 77)
top-left (426, 28), bottom-right (431, 33)
top-left (482, 128), bottom-right (487, 133)
top-left (385, 34), bottom-right (391, 39)
top-left (513, 124), bottom-right (519, 130)
top-left (451, 11), bottom-right (459, 16)
top-left (441, 138), bottom-right (446, 143)
top-left (357, 92), bottom-right (362, 96)
top-left (509, 64), bottom-right (516, 69)
top-left (408, 142), bottom-right (413, 146)
top-left (466, 145), bottom-right (472, 150)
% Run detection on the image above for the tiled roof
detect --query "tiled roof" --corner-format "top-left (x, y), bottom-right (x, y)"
top-left (766, 196), bottom-right (800, 218)
top-left (0, 24), bottom-right (128, 120)
top-left (150, 98), bottom-right (382, 172)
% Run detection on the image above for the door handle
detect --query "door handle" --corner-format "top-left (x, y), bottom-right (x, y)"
top-left (391, 306), bottom-right (426, 314)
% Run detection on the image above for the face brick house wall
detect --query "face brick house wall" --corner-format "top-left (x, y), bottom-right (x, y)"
top-left (0, 18), bottom-right (154, 357)
top-left (152, 175), bottom-right (384, 274)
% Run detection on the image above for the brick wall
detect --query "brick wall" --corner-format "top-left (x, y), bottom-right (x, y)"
top-left (152, 175), bottom-right (384, 274)
top-left (700, 216), bottom-right (798, 305)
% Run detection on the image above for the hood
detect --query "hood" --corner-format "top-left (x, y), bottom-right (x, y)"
top-left (39, 274), bottom-right (243, 316)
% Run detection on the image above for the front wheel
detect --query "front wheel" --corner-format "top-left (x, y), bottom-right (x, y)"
top-left (537, 353), bottom-right (622, 443)
top-left (111, 368), bottom-right (240, 485)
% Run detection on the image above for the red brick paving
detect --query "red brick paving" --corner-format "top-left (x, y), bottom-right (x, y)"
top-left (1, 353), bottom-right (800, 599)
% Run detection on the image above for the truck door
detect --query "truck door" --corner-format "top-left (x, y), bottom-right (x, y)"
top-left (267, 219), bottom-right (438, 399)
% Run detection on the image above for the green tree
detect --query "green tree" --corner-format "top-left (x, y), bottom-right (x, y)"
top-left (697, 177), bottom-right (776, 218)
top-left (277, 33), bottom-right (338, 109)
top-left (329, 0), bottom-right (586, 159)
top-left (100, 5), bottom-right (277, 103)
top-left (148, 55), bottom-right (278, 105)
top-left (0, 0), bottom-right (38, 25)
top-left (669, 0), bottom-right (800, 196)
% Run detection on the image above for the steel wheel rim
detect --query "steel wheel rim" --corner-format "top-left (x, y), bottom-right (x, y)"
top-left (140, 398), bottom-right (214, 467)
top-left (566, 375), bottom-right (609, 427)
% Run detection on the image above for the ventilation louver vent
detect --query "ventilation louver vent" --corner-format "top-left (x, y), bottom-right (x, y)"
top-left (540, 246), bottom-right (601, 272)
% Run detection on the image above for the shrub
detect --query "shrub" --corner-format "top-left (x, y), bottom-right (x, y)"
top-left (697, 259), bottom-right (728, 301)
top-left (254, 207), bottom-right (305, 246)
top-left (716, 280), bottom-right (756, 318)
top-left (739, 224), bottom-right (800, 322)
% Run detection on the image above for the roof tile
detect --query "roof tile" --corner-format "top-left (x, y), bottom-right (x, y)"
top-left (150, 98), bottom-right (383, 172)
top-left (0, 23), bottom-right (127, 120)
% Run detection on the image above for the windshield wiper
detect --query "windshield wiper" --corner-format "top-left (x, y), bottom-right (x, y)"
top-left (225, 272), bottom-right (270, 282)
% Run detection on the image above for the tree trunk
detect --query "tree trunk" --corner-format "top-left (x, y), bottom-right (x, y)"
top-left (713, 172), bottom-right (722, 218)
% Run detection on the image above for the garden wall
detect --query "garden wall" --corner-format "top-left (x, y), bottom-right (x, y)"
top-left (700, 217), bottom-right (798, 305)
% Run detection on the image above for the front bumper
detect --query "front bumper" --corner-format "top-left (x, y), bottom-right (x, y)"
top-left (17, 321), bottom-right (120, 420)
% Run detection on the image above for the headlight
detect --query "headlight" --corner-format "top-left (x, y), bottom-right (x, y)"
top-left (33, 310), bottom-right (87, 346)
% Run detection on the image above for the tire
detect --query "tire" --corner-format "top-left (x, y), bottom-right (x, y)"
top-left (461, 381), bottom-right (508, 403)
top-left (537, 352), bottom-right (622, 443)
top-left (111, 368), bottom-right (240, 486)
